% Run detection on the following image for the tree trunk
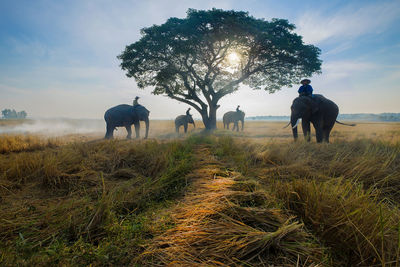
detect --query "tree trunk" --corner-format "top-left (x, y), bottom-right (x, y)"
top-left (201, 104), bottom-right (218, 130)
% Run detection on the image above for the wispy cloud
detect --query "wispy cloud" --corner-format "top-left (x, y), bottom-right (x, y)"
top-left (321, 60), bottom-right (377, 80)
top-left (297, 1), bottom-right (400, 44)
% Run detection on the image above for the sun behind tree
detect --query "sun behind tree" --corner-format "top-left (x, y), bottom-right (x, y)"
top-left (118, 9), bottom-right (321, 130)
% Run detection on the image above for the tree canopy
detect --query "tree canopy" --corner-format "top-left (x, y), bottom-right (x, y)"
top-left (118, 9), bottom-right (321, 129)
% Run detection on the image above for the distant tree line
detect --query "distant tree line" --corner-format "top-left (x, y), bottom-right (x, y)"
top-left (1, 109), bottom-right (27, 119)
top-left (247, 113), bottom-right (400, 122)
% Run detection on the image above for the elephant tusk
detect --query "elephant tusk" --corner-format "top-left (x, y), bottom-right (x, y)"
top-left (292, 119), bottom-right (300, 129)
top-left (283, 122), bottom-right (291, 129)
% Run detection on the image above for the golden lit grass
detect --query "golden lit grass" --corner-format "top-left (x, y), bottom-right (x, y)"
top-left (1, 122), bottom-right (400, 265)
top-left (228, 120), bottom-right (400, 143)
top-left (140, 145), bottom-right (327, 266)
top-left (0, 119), bottom-right (30, 127)
top-left (0, 134), bottom-right (61, 153)
top-left (0, 138), bottom-right (195, 266)
top-left (212, 136), bottom-right (400, 266)
top-left (274, 179), bottom-right (400, 266)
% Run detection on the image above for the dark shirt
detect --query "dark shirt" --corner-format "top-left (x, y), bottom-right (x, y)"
top-left (298, 84), bottom-right (313, 96)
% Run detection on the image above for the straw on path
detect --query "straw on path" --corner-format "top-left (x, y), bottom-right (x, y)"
top-left (136, 145), bottom-right (326, 266)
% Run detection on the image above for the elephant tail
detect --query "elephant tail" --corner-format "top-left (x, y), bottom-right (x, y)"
top-left (335, 120), bottom-right (356, 126)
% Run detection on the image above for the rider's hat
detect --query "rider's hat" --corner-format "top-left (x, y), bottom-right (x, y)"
top-left (300, 79), bottom-right (311, 84)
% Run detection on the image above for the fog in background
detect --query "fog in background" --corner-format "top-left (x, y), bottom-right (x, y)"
top-left (0, 119), bottom-right (105, 135)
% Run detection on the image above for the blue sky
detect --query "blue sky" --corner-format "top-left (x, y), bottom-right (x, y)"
top-left (1, 0), bottom-right (399, 119)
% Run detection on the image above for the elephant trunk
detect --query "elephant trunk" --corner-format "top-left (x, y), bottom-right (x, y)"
top-left (241, 119), bottom-right (244, 131)
top-left (291, 116), bottom-right (299, 141)
top-left (144, 117), bottom-right (149, 139)
top-left (192, 121), bottom-right (196, 128)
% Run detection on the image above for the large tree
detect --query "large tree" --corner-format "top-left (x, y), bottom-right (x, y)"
top-left (118, 9), bottom-right (321, 130)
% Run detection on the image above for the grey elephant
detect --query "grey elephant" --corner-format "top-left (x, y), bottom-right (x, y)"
top-left (223, 110), bottom-right (245, 131)
top-left (104, 104), bottom-right (150, 139)
top-left (175, 114), bottom-right (195, 133)
top-left (286, 94), bottom-right (355, 143)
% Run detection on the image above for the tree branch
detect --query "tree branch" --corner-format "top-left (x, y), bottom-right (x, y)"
top-left (162, 85), bottom-right (204, 114)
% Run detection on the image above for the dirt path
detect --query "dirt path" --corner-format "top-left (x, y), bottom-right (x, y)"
top-left (136, 145), bottom-right (324, 266)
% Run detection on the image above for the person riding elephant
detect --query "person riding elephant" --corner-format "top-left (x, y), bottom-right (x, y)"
top-left (104, 104), bottom-right (150, 139)
top-left (298, 79), bottom-right (313, 97)
top-left (175, 109), bottom-right (195, 133)
top-left (133, 96), bottom-right (140, 106)
top-left (286, 94), bottom-right (355, 143)
top-left (223, 107), bottom-right (245, 131)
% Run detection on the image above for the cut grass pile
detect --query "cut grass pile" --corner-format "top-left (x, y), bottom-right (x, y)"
top-left (0, 138), bottom-right (194, 266)
top-left (139, 144), bottom-right (328, 266)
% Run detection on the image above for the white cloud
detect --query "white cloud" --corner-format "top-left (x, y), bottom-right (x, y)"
top-left (296, 1), bottom-right (400, 44)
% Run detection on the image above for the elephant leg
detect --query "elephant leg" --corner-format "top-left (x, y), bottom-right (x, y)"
top-left (134, 122), bottom-right (140, 138)
top-left (235, 121), bottom-right (239, 132)
top-left (323, 125), bottom-right (334, 143)
top-left (313, 119), bottom-right (324, 143)
top-left (232, 122), bottom-right (236, 131)
top-left (302, 120), bottom-right (311, 142)
top-left (323, 129), bottom-right (330, 143)
top-left (227, 123), bottom-right (229, 130)
top-left (176, 125), bottom-right (179, 133)
top-left (315, 128), bottom-right (323, 143)
top-left (105, 124), bottom-right (114, 139)
top-left (184, 123), bottom-right (188, 133)
top-left (125, 125), bottom-right (132, 139)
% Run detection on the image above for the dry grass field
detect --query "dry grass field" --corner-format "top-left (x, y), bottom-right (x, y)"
top-left (0, 119), bottom-right (400, 266)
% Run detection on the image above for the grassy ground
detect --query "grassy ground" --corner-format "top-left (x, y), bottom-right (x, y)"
top-left (0, 120), bottom-right (400, 266)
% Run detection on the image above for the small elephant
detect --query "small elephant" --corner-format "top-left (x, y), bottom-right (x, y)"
top-left (223, 110), bottom-right (245, 131)
top-left (104, 104), bottom-right (150, 139)
top-left (288, 94), bottom-right (354, 143)
top-left (175, 114), bottom-right (195, 133)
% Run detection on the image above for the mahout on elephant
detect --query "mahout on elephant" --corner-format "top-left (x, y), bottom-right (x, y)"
top-left (285, 94), bottom-right (355, 143)
top-left (175, 108), bottom-right (195, 133)
top-left (223, 107), bottom-right (245, 132)
top-left (104, 104), bottom-right (150, 139)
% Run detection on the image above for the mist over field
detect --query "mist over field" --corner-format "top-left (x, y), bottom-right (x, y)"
top-left (0, 119), bottom-right (104, 135)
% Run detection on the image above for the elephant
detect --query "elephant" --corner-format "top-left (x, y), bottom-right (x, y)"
top-left (104, 104), bottom-right (150, 139)
top-left (287, 94), bottom-right (355, 143)
top-left (175, 114), bottom-right (195, 133)
top-left (223, 110), bottom-right (245, 131)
